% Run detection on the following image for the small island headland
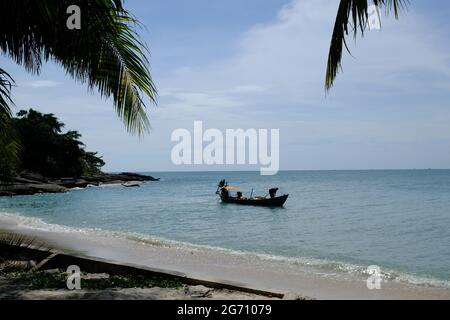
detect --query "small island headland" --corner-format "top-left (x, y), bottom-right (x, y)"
top-left (0, 109), bottom-right (159, 197)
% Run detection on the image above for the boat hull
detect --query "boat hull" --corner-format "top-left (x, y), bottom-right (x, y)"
top-left (220, 194), bottom-right (289, 207)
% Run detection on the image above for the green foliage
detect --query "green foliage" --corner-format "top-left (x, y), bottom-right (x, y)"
top-left (5, 271), bottom-right (183, 290)
top-left (81, 152), bottom-right (106, 176)
top-left (82, 274), bottom-right (183, 290)
top-left (0, 69), bottom-right (14, 118)
top-left (12, 109), bottom-right (105, 178)
top-left (0, 132), bottom-right (20, 180)
top-left (0, 133), bottom-right (20, 179)
top-left (8, 271), bottom-right (68, 289)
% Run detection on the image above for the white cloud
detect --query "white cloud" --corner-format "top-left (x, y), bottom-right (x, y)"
top-left (232, 85), bottom-right (267, 94)
top-left (25, 80), bottom-right (62, 88)
top-left (173, 66), bottom-right (193, 75)
top-left (159, 0), bottom-right (450, 105)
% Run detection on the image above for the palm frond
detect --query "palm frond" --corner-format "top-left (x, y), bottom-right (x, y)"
top-left (0, 69), bottom-right (20, 177)
top-left (0, 233), bottom-right (46, 251)
top-left (0, 68), bottom-right (14, 118)
top-left (0, 0), bottom-right (156, 134)
top-left (0, 233), bottom-right (51, 272)
top-left (325, 0), bottom-right (409, 91)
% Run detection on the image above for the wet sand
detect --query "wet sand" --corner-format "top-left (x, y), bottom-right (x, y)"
top-left (1, 214), bottom-right (450, 300)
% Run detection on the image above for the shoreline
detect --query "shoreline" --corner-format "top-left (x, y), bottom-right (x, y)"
top-left (1, 213), bottom-right (450, 300)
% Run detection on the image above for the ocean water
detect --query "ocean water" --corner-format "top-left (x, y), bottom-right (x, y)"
top-left (1, 170), bottom-right (450, 287)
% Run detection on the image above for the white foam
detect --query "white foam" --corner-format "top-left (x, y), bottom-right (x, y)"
top-left (1, 211), bottom-right (449, 289)
top-left (97, 183), bottom-right (123, 188)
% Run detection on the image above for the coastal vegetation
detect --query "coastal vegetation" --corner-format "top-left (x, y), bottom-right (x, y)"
top-left (0, 109), bottom-right (158, 196)
top-left (4, 271), bottom-right (183, 291)
top-left (0, 232), bottom-right (181, 296)
top-left (0, 109), bottom-right (104, 179)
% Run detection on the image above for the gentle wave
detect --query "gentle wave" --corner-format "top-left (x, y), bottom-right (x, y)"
top-left (1, 211), bottom-right (449, 289)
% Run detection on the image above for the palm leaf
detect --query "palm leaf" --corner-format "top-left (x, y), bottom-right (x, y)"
top-left (0, 69), bottom-right (20, 177)
top-left (0, 68), bottom-right (14, 118)
top-left (0, 233), bottom-right (51, 272)
top-left (325, 0), bottom-right (409, 91)
top-left (0, 0), bottom-right (156, 134)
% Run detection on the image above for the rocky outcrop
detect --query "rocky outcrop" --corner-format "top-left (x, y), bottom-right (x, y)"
top-left (0, 183), bottom-right (67, 196)
top-left (0, 172), bottom-right (159, 197)
top-left (81, 172), bottom-right (160, 184)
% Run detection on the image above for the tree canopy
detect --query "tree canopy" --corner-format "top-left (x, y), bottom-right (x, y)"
top-left (0, 109), bottom-right (105, 178)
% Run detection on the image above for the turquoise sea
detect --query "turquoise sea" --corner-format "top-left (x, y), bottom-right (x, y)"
top-left (1, 170), bottom-right (450, 287)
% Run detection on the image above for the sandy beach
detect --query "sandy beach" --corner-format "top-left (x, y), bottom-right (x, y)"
top-left (1, 213), bottom-right (450, 300)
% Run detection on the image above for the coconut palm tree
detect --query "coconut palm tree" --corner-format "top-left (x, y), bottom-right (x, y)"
top-left (325, 0), bottom-right (408, 91)
top-left (0, 0), bottom-right (156, 176)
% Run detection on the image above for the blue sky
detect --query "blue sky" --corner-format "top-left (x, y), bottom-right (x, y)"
top-left (2, 0), bottom-right (450, 172)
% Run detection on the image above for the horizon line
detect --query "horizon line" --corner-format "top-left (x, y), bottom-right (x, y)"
top-left (106, 168), bottom-right (450, 174)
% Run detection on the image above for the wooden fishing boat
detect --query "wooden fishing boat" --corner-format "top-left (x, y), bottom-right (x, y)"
top-left (219, 193), bottom-right (289, 207)
top-left (216, 179), bottom-right (288, 207)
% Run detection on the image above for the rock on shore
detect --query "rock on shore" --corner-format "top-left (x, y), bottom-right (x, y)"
top-left (0, 172), bottom-right (160, 197)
